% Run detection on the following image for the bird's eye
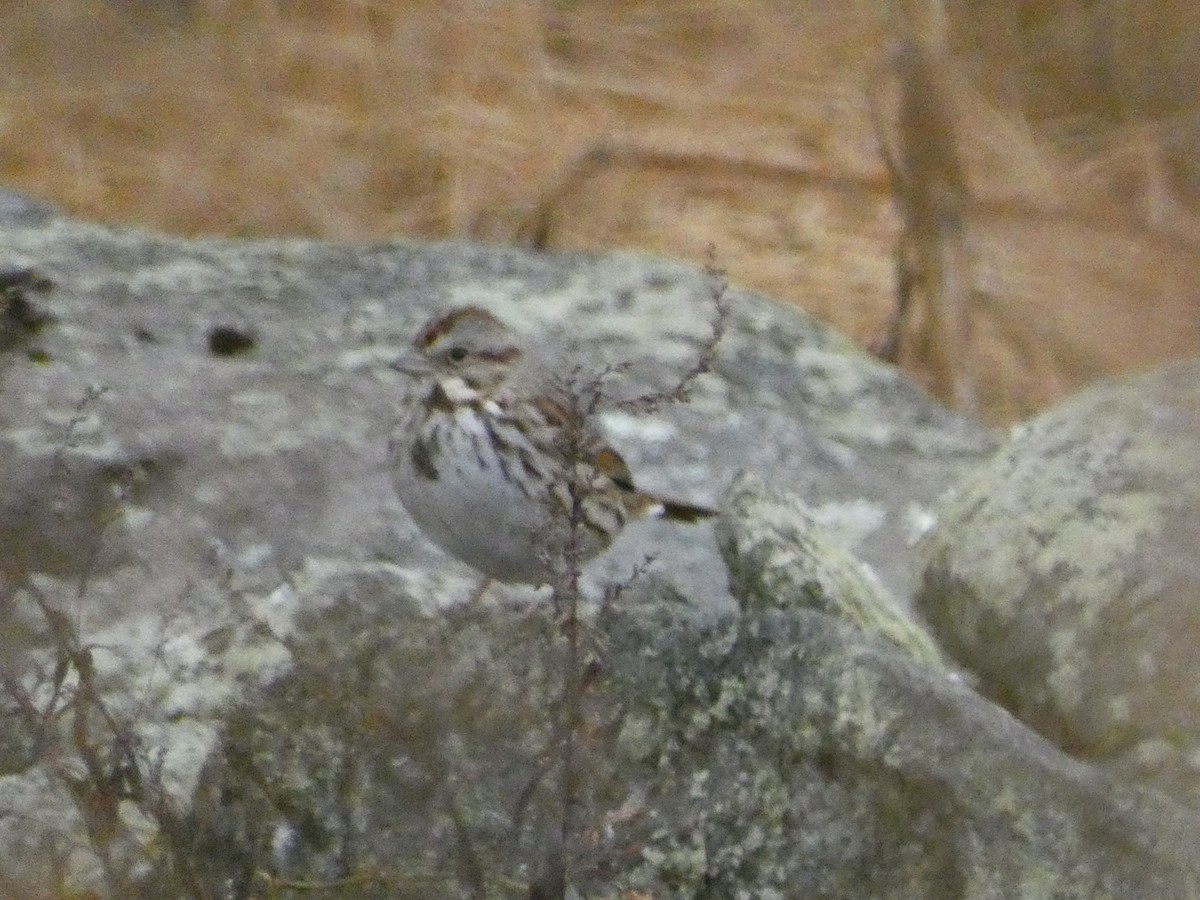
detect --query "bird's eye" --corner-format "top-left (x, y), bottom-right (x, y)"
top-left (447, 346), bottom-right (468, 362)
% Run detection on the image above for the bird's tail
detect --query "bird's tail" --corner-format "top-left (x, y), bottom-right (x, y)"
top-left (657, 497), bottom-right (717, 523)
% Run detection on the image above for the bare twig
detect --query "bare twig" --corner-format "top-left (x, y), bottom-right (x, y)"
top-left (3, 580), bottom-right (212, 898)
top-left (599, 553), bottom-right (659, 615)
top-left (619, 247), bottom-right (730, 413)
top-left (447, 795), bottom-right (488, 900)
top-left (868, 18), bottom-right (977, 410)
top-left (50, 383), bottom-right (110, 492)
top-left (518, 257), bottom-right (728, 894)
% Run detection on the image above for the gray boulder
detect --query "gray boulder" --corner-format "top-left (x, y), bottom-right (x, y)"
top-left (918, 358), bottom-right (1200, 807)
top-left (178, 564), bottom-right (1199, 899)
top-left (1, 196), bottom-right (1194, 897)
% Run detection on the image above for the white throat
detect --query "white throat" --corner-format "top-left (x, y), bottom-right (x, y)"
top-left (438, 375), bottom-right (482, 403)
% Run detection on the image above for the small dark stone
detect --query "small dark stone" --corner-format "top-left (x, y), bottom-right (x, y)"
top-left (0, 267), bottom-right (52, 294)
top-left (207, 325), bottom-right (257, 357)
top-left (0, 267), bottom-right (55, 352)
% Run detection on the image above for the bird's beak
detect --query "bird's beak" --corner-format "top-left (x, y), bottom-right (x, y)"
top-left (389, 348), bottom-right (431, 377)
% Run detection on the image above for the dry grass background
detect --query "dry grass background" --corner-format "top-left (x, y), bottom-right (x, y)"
top-left (2, 0), bottom-right (1199, 422)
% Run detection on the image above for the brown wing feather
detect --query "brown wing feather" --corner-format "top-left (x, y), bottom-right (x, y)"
top-left (590, 444), bottom-right (635, 490)
top-left (523, 391), bottom-right (715, 522)
top-left (591, 437), bottom-right (715, 522)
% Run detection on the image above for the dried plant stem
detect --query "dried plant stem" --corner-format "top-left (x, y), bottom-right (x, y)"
top-left (872, 8), bottom-right (977, 411)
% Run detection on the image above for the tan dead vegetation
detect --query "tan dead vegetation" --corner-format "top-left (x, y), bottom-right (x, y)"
top-left (1, 0), bottom-right (1197, 422)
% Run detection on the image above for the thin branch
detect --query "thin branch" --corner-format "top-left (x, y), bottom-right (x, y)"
top-left (619, 247), bottom-right (730, 412)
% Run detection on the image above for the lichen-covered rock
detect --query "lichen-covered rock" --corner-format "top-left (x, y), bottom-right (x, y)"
top-left (717, 470), bottom-right (947, 670)
top-left (182, 574), bottom-right (1200, 899)
top-left (15, 197), bottom-right (1158, 898)
top-left (917, 358), bottom-right (1200, 806)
